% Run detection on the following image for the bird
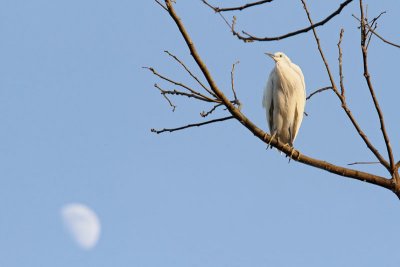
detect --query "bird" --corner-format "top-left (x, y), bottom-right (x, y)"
top-left (262, 52), bottom-right (306, 148)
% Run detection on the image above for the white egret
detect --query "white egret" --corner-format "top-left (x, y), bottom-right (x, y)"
top-left (262, 52), bottom-right (306, 147)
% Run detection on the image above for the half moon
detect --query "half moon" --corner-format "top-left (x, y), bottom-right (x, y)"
top-left (61, 203), bottom-right (101, 250)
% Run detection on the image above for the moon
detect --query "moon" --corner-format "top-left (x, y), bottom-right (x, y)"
top-left (61, 203), bottom-right (101, 250)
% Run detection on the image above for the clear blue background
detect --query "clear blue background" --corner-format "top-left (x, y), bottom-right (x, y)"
top-left (1, 0), bottom-right (400, 266)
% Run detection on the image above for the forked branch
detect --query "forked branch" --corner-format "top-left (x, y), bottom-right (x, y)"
top-left (153, 83), bottom-right (176, 111)
top-left (366, 26), bottom-right (400, 49)
top-left (143, 66), bottom-right (217, 103)
top-left (164, 50), bottom-right (217, 97)
top-left (352, 11), bottom-right (400, 49)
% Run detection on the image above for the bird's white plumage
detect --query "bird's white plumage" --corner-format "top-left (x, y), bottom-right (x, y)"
top-left (262, 52), bottom-right (306, 146)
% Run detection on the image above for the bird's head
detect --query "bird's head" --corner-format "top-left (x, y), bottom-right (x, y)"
top-left (265, 52), bottom-right (291, 63)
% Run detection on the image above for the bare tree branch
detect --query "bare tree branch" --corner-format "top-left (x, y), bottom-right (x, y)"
top-left (353, 13), bottom-right (400, 49)
top-left (365, 23), bottom-right (376, 49)
top-left (201, 0), bottom-right (273, 12)
top-left (151, 116), bottom-right (234, 134)
top-left (306, 86), bottom-right (332, 100)
top-left (153, 83), bottom-right (176, 111)
top-left (200, 103), bottom-right (223, 117)
top-left (348, 161), bottom-right (380, 166)
top-left (161, 0), bottom-right (393, 193)
top-left (154, 83), bottom-right (217, 103)
top-left (337, 29), bottom-right (346, 97)
top-left (223, 0), bottom-right (353, 42)
top-left (367, 25), bottom-right (400, 48)
top-left (359, 0), bottom-right (395, 172)
top-left (155, 0), bottom-right (168, 11)
top-left (368, 11), bottom-right (386, 25)
top-left (300, 0), bottom-right (391, 172)
top-left (143, 66), bottom-right (218, 103)
top-left (230, 61), bottom-right (241, 107)
top-left (164, 50), bottom-right (217, 97)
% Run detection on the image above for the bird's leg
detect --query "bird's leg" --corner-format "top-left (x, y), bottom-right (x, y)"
top-left (288, 142), bottom-right (301, 161)
top-left (281, 143), bottom-right (295, 162)
top-left (266, 133), bottom-right (276, 149)
top-left (263, 133), bottom-right (269, 149)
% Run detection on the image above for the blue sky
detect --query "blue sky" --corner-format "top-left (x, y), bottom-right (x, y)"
top-left (1, 0), bottom-right (400, 266)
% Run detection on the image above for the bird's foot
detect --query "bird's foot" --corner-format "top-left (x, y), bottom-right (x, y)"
top-left (295, 151), bottom-right (301, 161)
top-left (287, 146), bottom-right (301, 163)
top-left (282, 143), bottom-right (291, 152)
top-left (289, 147), bottom-right (296, 163)
top-left (281, 143), bottom-right (294, 162)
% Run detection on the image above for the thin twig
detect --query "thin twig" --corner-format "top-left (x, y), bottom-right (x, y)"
top-left (202, 0), bottom-right (273, 12)
top-left (337, 29), bottom-right (345, 97)
top-left (228, 0), bottom-right (353, 42)
top-left (367, 25), bottom-right (400, 48)
top-left (367, 24), bottom-right (400, 48)
top-left (366, 23), bottom-right (376, 49)
top-left (155, 0), bottom-right (168, 11)
top-left (352, 12), bottom-right (400, 49)
top-left (348, 161), bottom-right (380, 166)
top-left (368, 11), bottom-right (386, 28)
top-left (154, 83), bottom-right (176, 111)
top-left (164, 51), bottom-right (217, 97)
top-left (355, 11), bottom-right (385, 49)
top-left (154, 83), bottom-right (218, 103)
top-left (306, 86), bottom-right (332, 100)
top-left (143, 66), bottom-right (218, 103)
top-left (301, 0), bottom-right (391, 172)
top-left (200, 103), bottom-right (223, 117)
top-left (359, 0), bottom-right (395, 172)
top-left (301, 0), bottom-right (339, 96)
top-left (230, 61), bottom-right (241, 107)
top-left (151, 116), bottom-right (234, 134)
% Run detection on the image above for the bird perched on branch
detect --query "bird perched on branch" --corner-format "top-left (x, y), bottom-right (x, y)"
top-left (262, 52), bottom-right (306, 147)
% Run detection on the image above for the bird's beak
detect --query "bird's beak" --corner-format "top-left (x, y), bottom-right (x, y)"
top-left (265, 52), bottom-right (276, 62)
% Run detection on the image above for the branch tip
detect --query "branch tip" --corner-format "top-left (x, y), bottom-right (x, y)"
top-left (151, 116), bottom-right (234, 134)
top-left (202, 0), bottom-right (273, 13)
top-left (230, 0), bottom-right (353, 42)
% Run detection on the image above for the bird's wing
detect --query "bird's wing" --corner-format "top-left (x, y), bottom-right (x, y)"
top-left (289, 63), bottom-right (306, 143)
top-left (291, 63), bottom-right (306, 94)
top-left (262, 71), bottom-right (275, 132)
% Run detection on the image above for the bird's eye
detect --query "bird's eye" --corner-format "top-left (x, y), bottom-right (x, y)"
top-left (279, 54), bottom-right (282, 57)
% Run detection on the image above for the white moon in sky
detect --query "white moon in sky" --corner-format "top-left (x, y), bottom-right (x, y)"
top-left (61, 203), bottom-right (101, 250)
